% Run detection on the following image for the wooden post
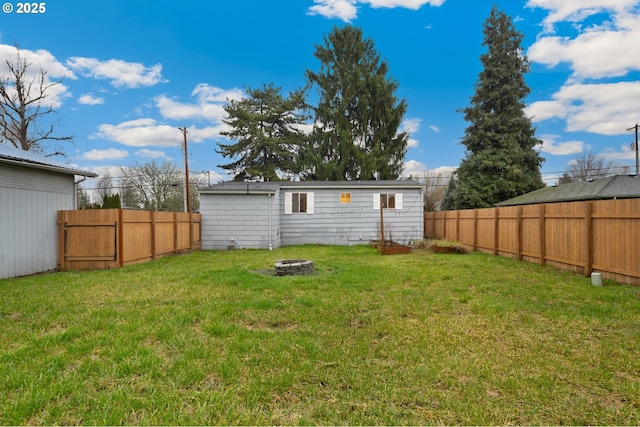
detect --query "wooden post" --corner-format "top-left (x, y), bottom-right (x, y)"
top-left (189, 213), bottom-right (194, 250)
top-left (455, 210), bottom-right (460, 242)
top-left (585, 201), bottom-right (593, 277)
top-left (57, 210), bottom-right (66, 272)
top-left (442, 211), bottom-right (447, 240)
top-left (174, 212), bottom-right (179, 254)
top-left (117, 208), bottom-right (124, 267)
top-left (516, 206), bottom-right (523, 260)
top-left (473, 209), bottom-right (478, 251)
top-left (539, 204), bottom-right (546, 266)
top-left (151, 211), bottom-right (157, 260)
top-left (494, 207), bottom-right (499, 255)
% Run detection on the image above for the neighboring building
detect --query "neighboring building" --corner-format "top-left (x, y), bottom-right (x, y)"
top-left (0, 145), bottom-right (97, 279)
top-left (199, 180), bottom-right (424, 250)
top-left (497, 175), bottom-right (640, 206)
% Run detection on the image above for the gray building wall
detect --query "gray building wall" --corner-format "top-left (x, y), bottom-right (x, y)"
top-left (200, 192), bottom-right (281, 250)
top-left (199, 184), bottom-right (424, 250)
top-left (0, 164), bottom-right (75, 279)
top-left (279, 187), bottom-right (423, 246)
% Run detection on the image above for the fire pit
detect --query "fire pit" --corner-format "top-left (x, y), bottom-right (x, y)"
top-left (274, 259), bottom-right (314, 276)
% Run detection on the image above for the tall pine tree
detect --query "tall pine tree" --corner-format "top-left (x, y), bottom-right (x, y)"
top-left (217, 83), bottom-right (309, 181)
top-left (303, 25), bottom-right (408, 180)
top-left (443, 6), bottom-right (544, 209)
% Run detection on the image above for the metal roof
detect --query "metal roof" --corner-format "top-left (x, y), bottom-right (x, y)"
top-left (497, 175), bottom-right (640, 206)
top-left (0, 144), bottom-right (97, 177)
top-left (199, 179), bottom-right (424, 194)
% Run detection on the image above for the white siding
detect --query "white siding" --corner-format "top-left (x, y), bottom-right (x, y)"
top-left (280, 187), bottom-right (422, 246)
top-left (0, 165), bottom-right (75, 279)
top-left (200, 192), bottom-right (280, 250)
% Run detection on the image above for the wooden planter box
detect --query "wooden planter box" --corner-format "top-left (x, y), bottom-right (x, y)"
top-left (431, 246), bottom-right (455, 254)
top-left (369, 240), bottom-right (412, 255)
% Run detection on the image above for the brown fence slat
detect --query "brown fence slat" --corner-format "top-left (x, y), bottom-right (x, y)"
top-left (58, 209), bottom-right (202, 272)
top-left (425, 199), bottom-right (640, 286)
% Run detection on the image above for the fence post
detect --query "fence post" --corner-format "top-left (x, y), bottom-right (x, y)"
top-left (189, 213), bottom-right (194, 250)
top-left (539, 204), bottom-right (546, 266)
top-left (57, 210), bottom-right (66, 272)
top-left (517, 206), bottom-right (523, 261)
top-left (494, 207), bottom-right (499, 255)
top-left (174, 212), bottom-right (179, 254)
top-left (151, 211), bottom-right (157, 260)
top-left (585, 201), bottom-right (593, 277)
top-left (118, 209), bottom-right (124, 267)
top-left (473, 209), bottom-right (478, 251)
top-left (442, 211), bottom-right (445, 240)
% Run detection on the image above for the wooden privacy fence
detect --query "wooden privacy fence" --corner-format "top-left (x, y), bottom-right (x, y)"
top-left (57, 209), bottom-right (201, 271)
top-left (424, 199), bottom-right (640, 286)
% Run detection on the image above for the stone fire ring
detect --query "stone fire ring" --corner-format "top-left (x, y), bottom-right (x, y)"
top-left (275, 259), bottom-right (314, 276)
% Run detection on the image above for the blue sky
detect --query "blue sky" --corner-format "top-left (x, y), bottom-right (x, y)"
top-left (1, 0), bottom-right (640, 192)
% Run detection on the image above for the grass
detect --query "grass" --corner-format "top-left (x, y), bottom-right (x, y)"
top-left (1, 245), bottom-right (639, 425)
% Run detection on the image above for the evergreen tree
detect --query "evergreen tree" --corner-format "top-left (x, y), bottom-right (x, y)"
top-left (216, 83), bottom-right (309, 181)
top-left (304, 25), bottom-right (408, 180)
top-left (444, 6), bottom-right (544, 209)
top-left (102, 193), bottom-right (121, 209)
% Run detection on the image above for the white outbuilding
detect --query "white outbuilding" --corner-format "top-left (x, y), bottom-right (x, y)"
top-left (0, 145), bottom-right (97, 279)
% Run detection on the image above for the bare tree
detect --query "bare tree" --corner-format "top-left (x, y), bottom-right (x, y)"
top-left (0, 45), bottom-right (73, 153)
top-left (565, 151), bottom-right (630, 183)
top-left (95, 173), bottom-right (116, 206)
top-left (120, 160), bottom-right (186, 212)
top-left (414, 170), bottom-right (452, 211)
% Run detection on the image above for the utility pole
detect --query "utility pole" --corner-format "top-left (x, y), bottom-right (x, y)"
top-left (626, 123), bottom-right (639, 176)
top-left (178, 127), bottom-right (191, 213)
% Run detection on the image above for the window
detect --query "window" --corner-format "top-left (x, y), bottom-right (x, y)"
top-left (293, 193), bottom-right (307, 213)
top-left (373, 193), bottom-right (403, 210)
top-left (340, 193), bottom-right (351, 204)
top-left (381, 193), bottom-right (395, 209)
top-left (285, 192), bottom-right (314, 214)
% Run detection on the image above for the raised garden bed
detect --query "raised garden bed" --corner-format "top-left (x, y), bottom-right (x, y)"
top-left (369, 240), bottom-right (412, 255)
top-left (427, 240), bottom-right (468, 254)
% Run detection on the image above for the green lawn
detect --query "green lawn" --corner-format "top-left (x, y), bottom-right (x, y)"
top-left (1, 245), bottom-right (639, 425)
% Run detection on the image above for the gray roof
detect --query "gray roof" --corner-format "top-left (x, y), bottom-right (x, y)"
top-left (497, 175), bottom-right (640, 206)
top-left (0, 144), bottom-right (97, 177)
top-left (199, 179), bottom-right (424, 194)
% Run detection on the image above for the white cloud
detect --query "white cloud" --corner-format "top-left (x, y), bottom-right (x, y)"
top-left (366, 0), bottom-right (445, 9)
top-left (538, 134), bottom-right (584, 155)
top-left (82, 148), bottom-right (129, 161)
top-left (403, 159), bottom-right (428, 176)
top-left (93, 118), bottom-right (225, 148)
top-left (192, 83), bottom-right (243, 103)
top-left (93, 118), bottom-right (183, 148)
top-left (85, 166), bottom-right (126, 185)
top-left (526, 1), bottom-right (640, 150)
top-left (599, 143), bottom-right (639, 162)
top-left (155, 84), bottom-right (242, 122)
top-left (400, 118), bottom-right (421, 133)
top-left (403, 162), bottom-right (456, 178)
top-left (429, 125), bottom-right (440, 133)
top-left (400, 118), bottom-right (421, 148)
top-left (526, 0), bottom-right (638, 32)
top-left (78, 93), bottom-right (104, 105)
top-left (66, 57), bottom-right (166, 88)
top-left (428, 165), bottom-right (457, 176)
top-left (135, 149), bottom-right (172, 160)
top-left (527, 81), bottom-right (640, 135)
top-left (307, 0), bottom-right (443, 22)
top-left (307, 0), bottom-right (358, 22)
top-left (527, 15), bottom-right (640, 81)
